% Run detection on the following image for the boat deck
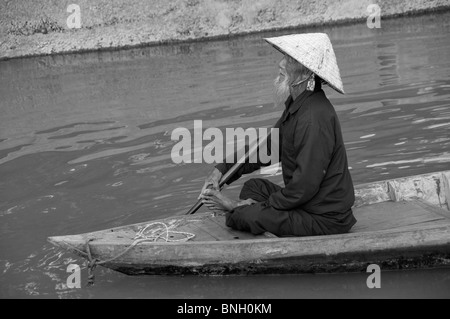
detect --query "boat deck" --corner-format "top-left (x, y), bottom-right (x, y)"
top-left (77, 198), bottom-right (450, 245)
top-left (140, 199), bottom-right (450, 242)
top-left (351, 199), bottom-right (450, 232)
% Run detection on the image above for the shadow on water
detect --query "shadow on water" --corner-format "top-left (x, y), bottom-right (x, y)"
top-left (0, 12), bottom-right (450, 298)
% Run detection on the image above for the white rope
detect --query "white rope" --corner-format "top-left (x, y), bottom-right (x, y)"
top-left (86, 222), bottom-right (195, 265)
top-left (134, 221), bottom-right (195, 242)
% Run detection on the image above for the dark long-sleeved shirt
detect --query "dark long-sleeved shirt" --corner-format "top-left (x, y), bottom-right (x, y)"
top-left (216, 83), bottom-right (355, 216)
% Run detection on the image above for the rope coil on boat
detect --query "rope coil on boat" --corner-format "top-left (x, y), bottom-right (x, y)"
top-left (134, 221), bottom-right (196, 242)
top-left (65, 222), bottom-right (195, 286)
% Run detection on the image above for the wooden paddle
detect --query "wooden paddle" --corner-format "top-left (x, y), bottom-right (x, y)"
top-left (186, 130), bottom-right (272, 215)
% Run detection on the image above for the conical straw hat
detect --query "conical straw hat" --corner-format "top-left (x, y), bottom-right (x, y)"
top-left (265, 33), bottom-right (345, 94)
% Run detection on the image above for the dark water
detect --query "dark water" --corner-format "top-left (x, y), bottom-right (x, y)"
top-left (1, 12), bottom-right (450, 298)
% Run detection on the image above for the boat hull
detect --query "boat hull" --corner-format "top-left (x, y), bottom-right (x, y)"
top-left (104, 226), bottom-right (450, 276)
top-left (48, 170), bottom-right (450, 275)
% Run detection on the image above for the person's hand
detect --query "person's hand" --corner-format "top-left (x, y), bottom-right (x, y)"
top-left (237, 198), bottom-right (258, 206)
top-left (198, 168), bottom-right (222, 199)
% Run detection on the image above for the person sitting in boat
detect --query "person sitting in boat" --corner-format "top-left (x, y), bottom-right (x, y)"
top-left (199, 33), bottom-right (357, 237)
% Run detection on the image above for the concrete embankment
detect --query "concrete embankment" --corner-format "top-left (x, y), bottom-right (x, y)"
top-left (1, 0), bottom-right (449, 60)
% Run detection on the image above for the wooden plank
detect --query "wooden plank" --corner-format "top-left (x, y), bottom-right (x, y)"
top-left (173, 215), bottom-right (224, 241)
top-left (205, 214), bottom-right (265, 240)
top-left (171, 213), bottom-right (276, 241)
top-left (101, 228), bottom-right (138, 242)
top-left (355, 170), bottom-right (450, 209)
top-left (185, 223), bottom-right (221, 242)
top-left (182, 215), bottom-right (239, 241)
top-left (384, 218), bottom-right (450, 232)
top-left (414, 199), bottom-right (450, 219)
top-left (351, 200), bottom-right (446, 233)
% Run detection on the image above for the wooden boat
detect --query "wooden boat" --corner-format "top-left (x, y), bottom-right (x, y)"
top-left (48, 170), bottom-right (450, 275)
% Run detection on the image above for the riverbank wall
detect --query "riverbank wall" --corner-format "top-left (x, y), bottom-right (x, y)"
top-left (1, 0), bottom-right (449, 60)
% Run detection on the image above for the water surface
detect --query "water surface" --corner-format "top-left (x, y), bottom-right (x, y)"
top-left (1, 12), bottom-right (450, 298)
